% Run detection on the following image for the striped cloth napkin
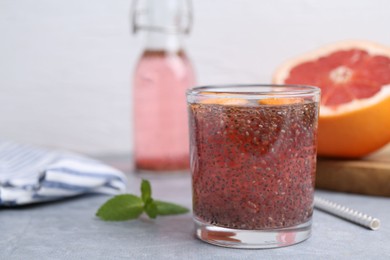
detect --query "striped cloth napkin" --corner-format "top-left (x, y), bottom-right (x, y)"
top-left (0, 140), bottom-right (127, 206)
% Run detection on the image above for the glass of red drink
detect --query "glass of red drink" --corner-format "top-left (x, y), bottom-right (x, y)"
top-left (186, 85), bottom-right (320, 248)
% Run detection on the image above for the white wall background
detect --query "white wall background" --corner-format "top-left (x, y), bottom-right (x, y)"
top-left (1, 0), bottom-right (389, 155)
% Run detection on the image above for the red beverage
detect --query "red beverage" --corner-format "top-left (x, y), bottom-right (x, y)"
top-left (189, 100), bottom-right (318, 229)
top-left (134, 50), bottom-right (195, 171)
top-left (187, 85), bottom-right (320, 248)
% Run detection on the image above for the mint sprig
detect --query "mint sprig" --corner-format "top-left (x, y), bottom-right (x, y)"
top-left (141, 179), bottom-right (152, 203)
top-left (96, 179), bottom-right (189, 221)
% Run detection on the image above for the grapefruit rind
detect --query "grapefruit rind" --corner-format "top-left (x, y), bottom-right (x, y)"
top-left (318, 93), bottom-right (390, 157)
top-left (320, 85), bottom-right (390, 117)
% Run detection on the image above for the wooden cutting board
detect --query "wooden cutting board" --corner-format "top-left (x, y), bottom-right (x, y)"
top-left (316, 144), bottom-right (390, 197)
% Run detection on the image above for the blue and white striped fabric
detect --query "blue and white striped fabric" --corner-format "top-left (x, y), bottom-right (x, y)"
top-left (0, 140), bottom-right (127, 206)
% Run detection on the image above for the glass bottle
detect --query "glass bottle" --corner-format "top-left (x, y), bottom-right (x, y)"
top-left (132, 0), bottom-right (195, 172)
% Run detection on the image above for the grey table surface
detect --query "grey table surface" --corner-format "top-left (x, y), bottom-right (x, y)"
top-left (1, 157), bottom-right (390, 260)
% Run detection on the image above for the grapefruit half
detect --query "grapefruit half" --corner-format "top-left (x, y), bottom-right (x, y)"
top-left (273, 40), bottom-right (390, 158)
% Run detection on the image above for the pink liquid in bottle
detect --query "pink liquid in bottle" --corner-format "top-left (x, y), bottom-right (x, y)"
top-left (133, 50), bottom-right (195, 171)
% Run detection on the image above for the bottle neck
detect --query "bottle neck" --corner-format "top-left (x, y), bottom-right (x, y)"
top-left (143, 31), bottom-right (184, 53)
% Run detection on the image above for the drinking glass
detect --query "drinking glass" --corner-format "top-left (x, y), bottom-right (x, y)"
top-left (186, 84), bottom-right (320, 248)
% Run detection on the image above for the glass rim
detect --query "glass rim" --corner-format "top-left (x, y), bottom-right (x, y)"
top-left (186, 84), bottom-right (320, 99)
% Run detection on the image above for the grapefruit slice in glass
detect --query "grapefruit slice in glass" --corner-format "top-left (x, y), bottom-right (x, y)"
top-left (273, 40), bottom-right (390, 158)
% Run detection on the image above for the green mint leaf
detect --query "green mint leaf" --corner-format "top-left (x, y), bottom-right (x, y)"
top-left (96, 180), bottom-right (190, 222)
top-left (154, 200), bottom-right (189, 216)
top-left (144, 198), bottom-right (158, 219)
top-left (141, 179), bottom-right (152, 203)
top-left (96, 194), bottom-right (144, 221)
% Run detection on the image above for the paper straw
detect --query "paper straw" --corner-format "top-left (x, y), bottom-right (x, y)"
top-left (314, 196), bottom-right (380, 231)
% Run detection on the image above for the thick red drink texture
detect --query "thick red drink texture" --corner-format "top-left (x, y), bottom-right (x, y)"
top-left (189, 100), bottom-right (319, 229)
top-left (134, 50), bottom-right (195, 171)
